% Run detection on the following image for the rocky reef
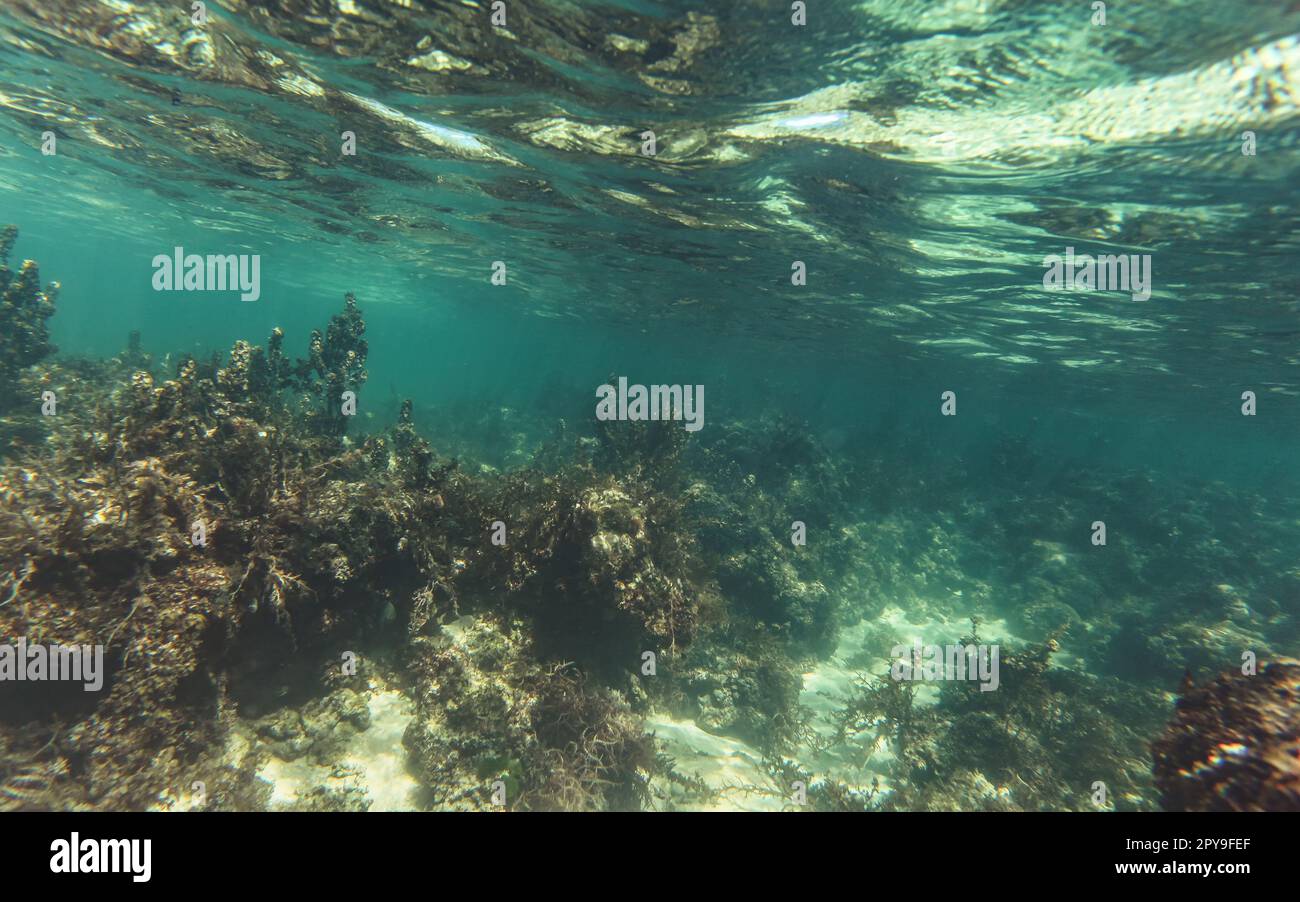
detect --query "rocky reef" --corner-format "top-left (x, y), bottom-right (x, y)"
top-left (0, 227), bottom-right (814, 810)
top-left (1, 226), bottom-right (1296, 812)
top-left (403, 615), bottom-right (656, 811)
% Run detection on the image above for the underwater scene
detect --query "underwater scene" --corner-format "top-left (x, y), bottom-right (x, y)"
top-left (0, 0), bottom-right (1297, 814)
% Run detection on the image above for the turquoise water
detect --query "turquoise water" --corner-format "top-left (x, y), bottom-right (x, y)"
top-left (0, 1), bottom-right (1298, 811)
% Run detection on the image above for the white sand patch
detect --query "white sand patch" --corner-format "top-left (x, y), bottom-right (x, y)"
top-left (791, 604), bottom-right (1026, 796)
top-left (644, 602), bottom-right (1033, 808)
top-left (645, 715), bottom-right (784, 811)
top-left (261, 755), bottom-right (333, 810)
top-left (341, 686), bottom-right (419, 811)
top-left (260, 679), bottom-right (419, 811)
top-left (803, 606), bottom-right (1015, 713)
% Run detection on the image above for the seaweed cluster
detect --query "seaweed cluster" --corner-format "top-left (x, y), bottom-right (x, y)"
top-left (403, 615), bottom-right (656, 811)
top-left (464, 467), bottom-right (712, 676)
top-left (681, 415), bottom-right (868, 657)
top-left (0, 229), bottom-right (445, 807)
top-left (0, 226), bottom-right (58, 411)
top-left (823, 627), bottom-right (1162, 811)
top-left (0, 228), bottom-right (775, 810)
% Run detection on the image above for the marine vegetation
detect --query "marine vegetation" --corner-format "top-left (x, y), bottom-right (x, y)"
top-left (1152, 659), bottom-right (1300, 811)
top-left (1, 226), bottom-right (1296, 812)
top-left (822, 624), bottom-right (1166, 811)
top-left (0, 227), bottom-right (813, 810)
top-left (0, 226), bottom-right (57, 422)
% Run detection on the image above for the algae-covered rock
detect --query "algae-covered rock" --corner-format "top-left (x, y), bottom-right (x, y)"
top-left (1153, 659), bottom-right (1300, 811)
top-left (403, 615), bottom-right (655, 811)
top-left (464, 469), bottom-right (712, 675)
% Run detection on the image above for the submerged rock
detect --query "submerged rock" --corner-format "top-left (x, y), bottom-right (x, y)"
top-left (1153, 659), bottom-right (1300, 812)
